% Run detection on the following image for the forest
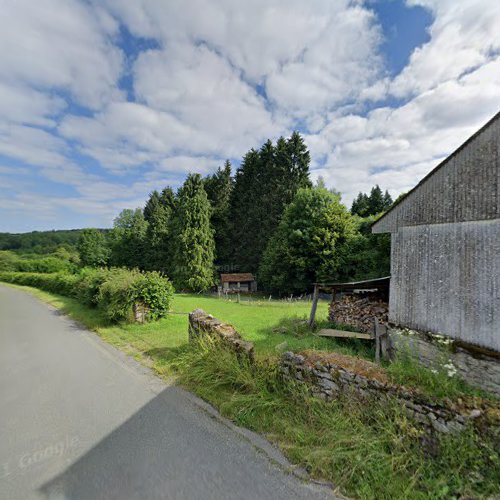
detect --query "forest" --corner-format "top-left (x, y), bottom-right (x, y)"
top-left (74, 132), bottom-right (393, 295)
top-left (1, 133), bottom-right (393, 295)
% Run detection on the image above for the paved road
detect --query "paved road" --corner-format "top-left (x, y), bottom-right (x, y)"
top-left (0, 285), bottom-right (334, 500)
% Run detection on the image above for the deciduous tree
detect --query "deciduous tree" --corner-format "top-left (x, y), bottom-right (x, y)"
top-left (259, 187), bottom-right (353, 295)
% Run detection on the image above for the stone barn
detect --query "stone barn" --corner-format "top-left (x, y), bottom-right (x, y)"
top-left (372, 112), bottom-right (500, 359)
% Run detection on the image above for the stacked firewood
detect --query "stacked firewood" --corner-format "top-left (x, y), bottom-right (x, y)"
top-left (329, 292), bottom-right (388, 333)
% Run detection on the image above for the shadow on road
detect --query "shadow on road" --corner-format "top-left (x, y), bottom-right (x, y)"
top-left (39, 386), bottom-right (331, 500)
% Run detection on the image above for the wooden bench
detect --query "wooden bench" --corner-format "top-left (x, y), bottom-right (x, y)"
top-left (316, 319), bottom-right (389, 362)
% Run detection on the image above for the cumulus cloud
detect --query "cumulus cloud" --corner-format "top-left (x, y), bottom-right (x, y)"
top-left (1, 0), bottom-right (499, 229)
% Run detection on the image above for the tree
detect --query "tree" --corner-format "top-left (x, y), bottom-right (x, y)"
top-left (351, 185), bottom-right (393, 217)
top-left (77, 229), bottom-right (110, 267)
top-left (109, 208), bottom-right (148, 268)
top-left (230, 132), bottom-right (312, 273)
top-left (230, 148), bottom-right (261, 272)
top-left (383, 189), bottom-right (393, 210)
top-left (259, 187), bottom-right (354, 295)
top-left (143, 187), bottom-right (175, 273)
top-left (367, 185), bottom-right (385, 214)
top-left (339, 215), bottom-right (391, 282)
top-left (171, 174), bottom-right (216, 291)
top-left (203, 161), bottom-right (233, 267)
top-left (351, 192), bottom-right (370, 217)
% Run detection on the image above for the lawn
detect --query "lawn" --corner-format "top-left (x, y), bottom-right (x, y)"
top-left (3, 286), bottom-right (339, 356)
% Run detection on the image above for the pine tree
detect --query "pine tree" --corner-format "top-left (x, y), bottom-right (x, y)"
top-left (203, 160), bottom-right (233, 268)
top-left (351, 192), bottom-right (370, 217)
top-left (230, 148), bottom-right (262, 272)
top-left (383, 189), bottom-right (393, 210)
top-left (368, 185), bottom-right (385, 214)
top-left (171, 174), bottom-right (215, 291)
top-left (230, 132), bottom-right (311, 273)
top-left (143, 187), bottom-right (175, 274)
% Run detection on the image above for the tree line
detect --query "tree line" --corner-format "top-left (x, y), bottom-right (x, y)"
top-left (78, 132), bottom-right (392, 294)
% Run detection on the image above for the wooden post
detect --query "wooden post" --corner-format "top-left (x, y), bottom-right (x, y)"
top-left (330, 287), bottom-right (337, 323)
top-left (374, 318), bottom-right (381, 363)
top-left (380, 324), bottom-right (389, 361)
top-left (308, 284), bottom-right (319, 327)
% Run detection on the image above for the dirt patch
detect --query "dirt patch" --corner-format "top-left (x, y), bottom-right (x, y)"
top-left (299, 349), bottom-right (389, 385)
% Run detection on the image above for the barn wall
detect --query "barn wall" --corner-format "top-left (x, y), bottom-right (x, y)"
top-left (390, 219), bottom-right (500, 352)
top-left (373, 113), bottom-right (500, 233)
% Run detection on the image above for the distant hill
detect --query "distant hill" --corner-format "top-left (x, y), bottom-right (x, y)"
top-left (0, 229), bottom-right (109, 254)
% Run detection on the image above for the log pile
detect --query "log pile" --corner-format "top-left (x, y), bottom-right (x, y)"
top-left (329, 292), bottom-right (388, 333)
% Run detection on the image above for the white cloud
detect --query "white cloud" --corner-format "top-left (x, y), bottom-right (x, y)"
top-left (390, 0), bottom-right (500, 98)
top-left (1, 0), bottom-right (500, 229)
top-left (0, 0), bottom-right (123, 109)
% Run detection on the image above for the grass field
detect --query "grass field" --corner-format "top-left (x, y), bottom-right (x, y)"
top-left (3, 283), bottom-right (498, 499)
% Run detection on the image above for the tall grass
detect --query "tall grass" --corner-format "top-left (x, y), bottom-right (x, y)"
top-left (170, 341), bottom-right (500, 499)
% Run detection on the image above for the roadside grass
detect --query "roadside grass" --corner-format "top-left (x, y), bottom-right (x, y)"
top-left (169, 341), bottom-right (500, 499)
top-left (3, 283), bottom-right (499, 498)
top-left (3, 284), bottom-right (490, 400)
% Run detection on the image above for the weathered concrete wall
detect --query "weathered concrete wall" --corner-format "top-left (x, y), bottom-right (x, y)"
top-left (389, 219), bottom-right (500, 352)
top-left (389, 328), bottom-right (500, 397)
top-left (373, 112), bottom-right (500, 234)
top-left (188, 309), bottom-right (255, 363)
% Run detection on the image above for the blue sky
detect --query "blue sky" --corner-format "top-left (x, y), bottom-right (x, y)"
top-left (1, 0), bottom-right (499, 232)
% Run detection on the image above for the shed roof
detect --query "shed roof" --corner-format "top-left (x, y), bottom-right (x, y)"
top-left (221, 273), bottom-right (255, 283)
top-left (314, 276), bottom-right (390, 291)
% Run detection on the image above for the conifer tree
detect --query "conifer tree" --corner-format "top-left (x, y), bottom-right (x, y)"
top-left (351, 192), bottom-right (370, 217)
top-left (171, 174), bottom-right (215, 291)
top-left (368, 185), bottom-right (385, 214)
top-left (143, 187), bottom-right (175, 273)
top-left (230, 132), bottom-right (311, 273)
top-left (203, 160), bottom-right (233, 268)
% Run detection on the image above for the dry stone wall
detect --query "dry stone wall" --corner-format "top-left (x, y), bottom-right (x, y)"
top-left (188, 309), bottom-right (255, 363)
top-left (281, 351), bottom-right (497, 437)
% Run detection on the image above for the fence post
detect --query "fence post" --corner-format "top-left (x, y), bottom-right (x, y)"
top-left (308, 284), bottom-right (319, 327)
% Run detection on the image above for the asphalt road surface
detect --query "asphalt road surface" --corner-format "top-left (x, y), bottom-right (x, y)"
top-left (0, 285), bottom-right (335, 500)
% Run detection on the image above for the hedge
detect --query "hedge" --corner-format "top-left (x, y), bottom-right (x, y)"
top-left (0, 268), bottom-right (175, 323)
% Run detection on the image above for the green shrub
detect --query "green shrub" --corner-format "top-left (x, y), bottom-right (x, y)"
top-left (97, 269), bottom-right (175, 322)
top-left (0, 271), bottom-right (80, 297)
top-left (0, 251), bottom-right (73, 273)
top-left (130, 271), bottom-right (175, 321)
top-left (0, 251), bottom-right (19, 271)
top-left (76, 267), bottom-right (112, 307)
top-left (15, 256), bottom-right (72, 273)
top-left (97, 268), bottom-right (141, 322)
top-left (0, 268), bottom-right (175, 323)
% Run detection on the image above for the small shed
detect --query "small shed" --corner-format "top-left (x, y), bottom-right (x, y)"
top-left (220, 273), bottom-right (257, 293)
top-left (372, 111), bottom-right (500, 353)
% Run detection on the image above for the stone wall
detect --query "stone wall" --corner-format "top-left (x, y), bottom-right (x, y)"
top-left (388, 327), bottom-right (500, 397)
top-left (281, 350), bottom-right (498, 437)
top-left (188, 309), bottom-right (254, 363)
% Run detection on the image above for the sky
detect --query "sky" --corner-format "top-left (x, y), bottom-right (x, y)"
top-left (1, 0), bottom-right (499, 232)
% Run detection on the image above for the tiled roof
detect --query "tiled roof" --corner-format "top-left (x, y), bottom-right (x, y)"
top-left (220, 273), bottom-right (255, 283)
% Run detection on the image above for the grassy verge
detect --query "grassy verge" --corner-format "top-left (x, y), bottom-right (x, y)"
top-left (3, 283), bottom-right (499, 498)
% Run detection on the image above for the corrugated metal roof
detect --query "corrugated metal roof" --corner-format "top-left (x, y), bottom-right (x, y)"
top-left (314, 276), bottom-right (390, 290)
